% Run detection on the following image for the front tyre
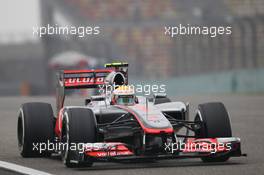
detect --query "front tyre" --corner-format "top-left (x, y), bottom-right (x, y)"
top-left (61, 108), bottom-right (97, 168)
top-left (17, 102), bottom-right (54, 157)
top-left (195, 102), bottom-right (232, 162)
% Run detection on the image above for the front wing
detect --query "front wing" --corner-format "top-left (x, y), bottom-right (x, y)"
top-left (69, 137), bottom-right (246, 164)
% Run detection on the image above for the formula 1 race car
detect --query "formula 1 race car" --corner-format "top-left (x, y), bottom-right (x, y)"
top-left (17, 62), bottom-right (245, 168)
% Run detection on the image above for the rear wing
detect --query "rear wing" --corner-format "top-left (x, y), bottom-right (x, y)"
top-left (59, 62), bottom-right (128, 89)
top-left (60, 69), bottom-right (113, 89)
top-left (56, 62), bottom-right (129, 114)
top-left (56, 69), bottom-right (113, 113)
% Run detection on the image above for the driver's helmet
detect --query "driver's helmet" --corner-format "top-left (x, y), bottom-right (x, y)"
top-left (111, 86), bottom-right (135, 105)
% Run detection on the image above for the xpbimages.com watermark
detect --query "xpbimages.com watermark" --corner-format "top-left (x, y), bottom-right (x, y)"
top-left (32, 24), bottom-right (100, 38)
top-left (164, 24), bottom-right (232, 38)
top-left (164, 141), bottom-right (232, 154)
top-left (98, 84), bottom-right (166, 96)
top-left (32, 140), bottom-right (102, 154)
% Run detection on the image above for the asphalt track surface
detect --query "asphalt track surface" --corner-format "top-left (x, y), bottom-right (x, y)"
top-left (0, 95), bottom-right (263, 175)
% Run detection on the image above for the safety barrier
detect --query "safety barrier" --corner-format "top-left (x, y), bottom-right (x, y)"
top-left (131, 68), bottom-right (264, 96)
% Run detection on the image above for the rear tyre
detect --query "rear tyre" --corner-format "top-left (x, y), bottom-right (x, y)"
top-left (17, 102), bottom-right (54, 157)
top-left (195, 102), bottom-right (232, 162)
top-left (61, 108), bottom-right (97, 168)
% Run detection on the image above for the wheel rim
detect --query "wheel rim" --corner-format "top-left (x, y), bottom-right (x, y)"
top-left (194, 110), bottom-right (204, 138)
top-left (61, 112), bottom-right (70, 164)
top-left (17, 108), bottom-right (25, 153)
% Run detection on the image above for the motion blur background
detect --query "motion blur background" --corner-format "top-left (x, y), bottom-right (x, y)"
top-left (1, 0), bottom-right (264, 96)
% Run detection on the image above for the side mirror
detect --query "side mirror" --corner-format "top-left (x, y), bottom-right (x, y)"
top-left (85, 98), bottom-right (91, 105)
top-left (91, 95), bottom-right (106, 101)
top-left (148, 98), bottom-right (154, 102)
top-left (153, 93), bottom-right (167, 99)
top-left (135, 97), bottom-right (139, 104)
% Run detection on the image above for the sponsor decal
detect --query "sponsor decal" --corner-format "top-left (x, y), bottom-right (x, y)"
top-left (64, 77), bottom-right (104, 86)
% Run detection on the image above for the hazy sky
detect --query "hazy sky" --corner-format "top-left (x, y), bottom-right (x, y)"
top-left (0, 0), bottom-right (40, 35)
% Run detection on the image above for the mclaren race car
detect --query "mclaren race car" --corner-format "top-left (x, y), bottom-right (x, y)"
top-left (17, 62), bottom-right (245, 167)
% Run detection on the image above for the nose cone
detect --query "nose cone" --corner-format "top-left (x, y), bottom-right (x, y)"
top-left (128, 104), bottom-right (173, 130)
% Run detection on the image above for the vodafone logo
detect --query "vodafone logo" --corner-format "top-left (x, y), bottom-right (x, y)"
top-left (65, 77), bottom-right (104, 86)
top-left (88, 151), bottom-right (133, 157)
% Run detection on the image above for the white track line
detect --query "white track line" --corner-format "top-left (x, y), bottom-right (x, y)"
top-left (0, 160), bottom-right (52, 175)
